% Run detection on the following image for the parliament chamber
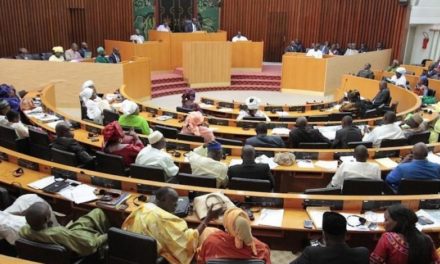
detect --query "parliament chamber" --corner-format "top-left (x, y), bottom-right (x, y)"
top-left (1, 0), bottom-right (440, 263)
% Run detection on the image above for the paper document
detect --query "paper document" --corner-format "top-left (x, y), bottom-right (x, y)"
top-left (228, 159), bottom-right (243, 167)
top-left (32, 113), bottom-right (59, 123)
top-left (24, 107), bottom-right (43, 116)
top-left (199, 103), bottom-right (214, 108)
top-left (28, 176), bottom-right (55, 190)
top-left (427, 152), bottom-right (440, 165)
top-left (340, 156), bottom-right (356, 163)
top-left (257, 209), bottom-right (284, 227)
top-left (416, 209), bottom-right (440, 231)
top-left (255, 155), bottom-right (279, 169)
top-left (375, 158), bottom-right (398, 169)
top-left (218, 108), bottom-right (233, 112)
top-left (317, 126), bottom-right (341, 140)
top-left (276, 111), bottom-right (289, 117)
top-left (306, 206), bottom-right (330, 229)
top-left (315, 160), bottom-right (338, 170)
top-left (271, 127), bottom-right (290, 136)
top-left (297, 160), bottom-right (315, 168)
top-left (46, 120), bottom-right (65, 129)
top-left (156, 115), bottom-right (172, 121)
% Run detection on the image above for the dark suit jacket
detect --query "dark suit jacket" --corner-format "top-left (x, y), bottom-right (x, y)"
top-left (289, 127), bottom-right (331, 148)
top-left (227, 162), bottom-right (275, 188)
top-left (290, 244), bottom-right (369, 264)
top-left (372, 88), bottom-right (390, 107)
top-left (332, 126), bottom-right (363, 148)
top-left (245, 135), bottom-right (285, 148)
top-left (51, 137), bottom-right (93, 164)
top-left (108, 53), bottom-right (121, 63)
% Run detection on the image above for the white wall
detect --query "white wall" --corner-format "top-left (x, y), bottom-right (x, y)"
top-left (408, 24), bottom-right (438, 64)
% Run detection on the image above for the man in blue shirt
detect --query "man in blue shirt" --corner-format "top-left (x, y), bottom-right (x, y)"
top-left (386, 143), bottom-right (440, 191)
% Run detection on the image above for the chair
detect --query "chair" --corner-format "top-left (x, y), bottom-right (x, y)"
top-left (218, 102), bottom-right (235, 109)
top-left (363, 109), bottom-right (379, 118)
top-left (380, 138), bottom-right (408, 148)
top-left (95, 151), bottom-right (128, 176)
top-left (299, 142), bottom-right (330, 149)
top-left (278, 116), bottom-right (297, 122)
top-left (0, 186), bottom-right (11, 210)
top-left (306, 115), bottom-right (328, 122)
top-left (15, 238), bottom-right (72, 264)
top-left (397, 179), bottom-right (440, 195)
top-left (229, 178), bottom-right (272, 192)
top-left (130, 164), bottom-right (167, 182)
top-left (40, 52), bottom-right (53, 60)
top-left (342, 178), bottom-right (384, 195)
top-left (29, 127), bottom-right (51, 160)
top-left (177, 133), bottom-right (205, 142)
top-left (328, 112), bottom-right (352, 121)
top-left (289, 106), bottom-right (306, 112)
top-left (347, 141), bottom-right (373, 148)
top-left (154, 125), bottom-right (178, 139)
top-left (264, 106), bottom-right (283, 112)
top-left (51, 148), bottom-right (80, 167)
top-left (207, 260), bottom-right (265, 264)
top-left (303, 187), bottom-right (341, 195)
top-left (0, 124), bottom-right (28, 153)
top-left (176, 106), bottom-right (192, 113)
top-left (80, 104), bottom-right (88, 120)
top-left (243, 116), bottom-right (267, 122)
top-left (216, 137), bottom-right (243, 146)
top-left (208, 118), bottom-right (229, 126)
top-left (407, 131), bottom-right (430, 145)
top-left (108, 227), bottom-right (165, 264)
top-left (121, 125), bottom-right (143, 135)
top-left (178, 173), bottom-right (217, 188)
top-left (103, 109), bottom-right (120, 125)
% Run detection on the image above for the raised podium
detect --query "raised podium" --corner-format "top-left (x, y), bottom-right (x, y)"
top-left (182, 42), bottom-right (231, 88)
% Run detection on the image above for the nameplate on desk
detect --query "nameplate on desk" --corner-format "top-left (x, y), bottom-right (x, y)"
top-left (419, 199), bottom-right (440, 210)
top-left (145, 107), bottom-right (158, 115)
top-left (303, 199), bottom-right (343, 210)
top-left (17, 159), bottom-right (39, 171)
top-left (91, 176), bottom-right (121, 190)
top-left (311, 104), bottom-right (324, 110)
top-left (362, 200), bottom-right (401, 211)
top-left (0, 151), bottom-right (9, 161)
top-left (162, 111), bottom-right (177, 119)
top-left (51, 167), bottom-right (77, 181)
top-left (201, 98), bottom-right (214, 105)
top-left (85, 125), bottom-right (102, 135)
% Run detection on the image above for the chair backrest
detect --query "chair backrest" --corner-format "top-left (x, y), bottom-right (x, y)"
top-left (0, 186), bottom-right (11, 210)
top-left (278, 116), bottom-right (298, 122)
top-left (303, 187), bottom-right (341, 195)
top-left (229, 178), bottom-right (272, 192)
top-left (177, 133), bottom-right (205, 142)
top-left (264, 106), bottom-right (283, 112)
top-left (15, 238), bottom-right (70, 264)
top-left (328, 112), bottom-right (352, 121)
top-left (178, 173), bottom-right (217, 188)
top-left (407, 131), bottom-right (430, 145)
top-left (306, 115), bottom-right (328, 122)
top-left (103, 109), bottom-right (120, 126)
top-left (208, 118), bottom-right (229, 126)
top-left (347, 141), bottom-right (373, 148)
top-left (216, 137), bottom-right (243, 146)
top-left (363, 109), bottom-right (378, 118)
top-left (288, 106), bottom-right (306, 112)
top-left (120, 125), bottom-right (143, 135)
top-left (108, 227), bottom-right (158, 264)
top-left (29, 127), bottom-right (50, 146)
top-left (398, 179), bottom-right (440, 195)
top-left (96, 151), bottom-right (127, 176)
top-left (176, 106), bottom-right (192, 113)
top-left (51, 148), bottom-right (79, 167)
top-left (218, 102), bottom-right (235, 109)
top-left (298, 142), bottom-right (330, 149)
top-left (243, 116), bottom-right (267, 122)
top-left (154, 125), bottom-right (178, 139)
top-left (380, 138), bottom-right (408, 148)
top-left (0, 124), bottom-right (18, 147)
top-left (80, 104), bottom-right (88, 120)
top-left (207, 259), bottom-right (265, 264)
top-left (342, 178), bottom-right (384, 195)
top-left (130, 164), bottom-right (166, 182)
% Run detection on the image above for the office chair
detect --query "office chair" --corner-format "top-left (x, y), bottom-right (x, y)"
top-left (229, 178), bottom-right (272, 192)
top-left (16, 238), bottom-right (73, 264)
top-left (342, 178), bottom-right (384, 195)
top-left (103, 109), bottom-right (120, 125)
top-left (178, 173), bottom-right (217, 188)
top-left (29, 127), bottom-right (52, 160)
top-left (154, 125), bottom-right (178, 139)
top-left (177, 133), bottom-right (205, 142)
top-left (407, 131), bottom-right (430, 145)
top-left (396, 179), bottom-right (440, 195)
top-left (95, 151), bottom-right (129, 176)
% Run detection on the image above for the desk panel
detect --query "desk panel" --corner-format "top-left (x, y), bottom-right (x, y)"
top-left (231, 41), bottom-right (264, 70)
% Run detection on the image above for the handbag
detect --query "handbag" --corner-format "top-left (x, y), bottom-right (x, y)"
top-left (193, 192), bottom-right (236, 220)
top-left (274, 152), bottom-right (296, 166)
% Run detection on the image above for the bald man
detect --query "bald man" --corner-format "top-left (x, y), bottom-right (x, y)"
top-left (19, 203), bottom-right (109, 257)
top-left (362, 111), bottom-right (405, 147)
top-left (328, 145), bottom-right (381, 188)
top-left (386, 143), bottom-right (440, 191)
top-left (227, 145), bottom-right (275, 189)
top-left (288, 117), bottom-right (331, 148)
top-left (332, 116), bottom-right (362, 148)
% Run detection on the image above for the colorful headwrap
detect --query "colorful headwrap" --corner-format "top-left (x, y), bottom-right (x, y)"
top-left (0, 84), bottom-right (12, 98)
top-left (97, 46), bottom-right (105, 53)
top-left (52, 46), bottom-right (64, 53)
top-left (102, 121), bottom-right (125, 147)
top-left (223, 207), bottom-right (257, 256)
top-left (207, 141), bottom-right (222, 151)
top-left (184, 111), bottom-right (205, 136)
top-left (121, 100), bottom-right (138, 115)
top-left (0, 84), bottom-right (20, 111)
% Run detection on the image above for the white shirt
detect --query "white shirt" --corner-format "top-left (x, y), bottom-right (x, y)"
top-left (362, 123), bottom-right (406, 147)
top-left (390, 75), bottom-right (407, 88)
top-left (344, 49), bottom-right (359, 56)
top-left (188, 152), bottom-right (228, 188)
top-left (0, 116), bottom-right (7, 125)
top-left (232, 35), bottom-right (248, 42)
top-left (48, 55), bottom-right (65, 62)
top-left (130, 35), bottom-right (144, 44)
top-left (306, 49), bottom-right (323, 59)
top-left (135, 145), bottom-right (179, 177)
top-left (192, 23), bottom-right (197, 32)
top-left (84, 97), bottom-right (111, 123)
top-left (9, 121), bottom-right (29, 139)
top-left (330, 161), bottom-right (381, 188)
top-left (157, 25), bottom-right (170, 32)
top-left (236, 110), bottom-right (271, 122)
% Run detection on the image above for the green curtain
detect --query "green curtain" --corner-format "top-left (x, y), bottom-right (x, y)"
top-left (133, 0), bottom-right (156, 40)
top-left (197, 0), bottom-right (219, 32)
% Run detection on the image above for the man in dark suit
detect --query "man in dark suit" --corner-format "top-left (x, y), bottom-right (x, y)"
top-left (290, 212), bottom-right (369, 264)
top-left (371, 80), bottom-right (390, 108)
top-left (108, 48), bottom-right (121, 63)
top-left (227, 145), bottom-right (275, 189)
top-left (288, 117), bottom-right (331, 148)
top-left (245, 122), bottom-right (285, 148)
top-left (332, 116), bottom-right (362, 148)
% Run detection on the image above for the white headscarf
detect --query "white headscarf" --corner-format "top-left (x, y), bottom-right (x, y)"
top-left (52, 46), bottom-right (64, 53)
top-left (81, 80), bottom-right (95, 91)
top-left (245, 96), bottom-right (261, 110)
top-left (121, 100), bottom-right (138, 115)
top-left (396, 67), bottom-right (406, 74)
top-left (148, 131), bottom-right (163, 144)
top-left (79, 88), bottom-right (94, 102)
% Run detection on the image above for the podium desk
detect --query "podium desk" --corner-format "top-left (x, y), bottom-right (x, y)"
top-left (231, 41), bottom-right (264, 71)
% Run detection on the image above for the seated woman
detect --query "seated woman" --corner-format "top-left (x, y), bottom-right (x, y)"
top-left (181, 111), bottom-right (215, 143)
top-left (95, 46), bottom-right (109, 63)
top-left (181, 89), bottom-right (201, 111)
top-left (197, 207), bottom-right (271, 264)
top-left (237, 96), bottom-right (270, 121)
top-left (79, 87), bottom-right (112, 124)
top-left (370, 204), bottom-right (439, 264)
top-left (118, 100), bottom-right (150, 135)
top-left (0, 84), bottom-right (21, 112)
top-left (413, 76), bottom-right (429, 96)
top-left (102, 121), bottom-right (144, 166)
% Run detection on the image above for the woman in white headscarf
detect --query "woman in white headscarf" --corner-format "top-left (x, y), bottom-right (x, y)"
top-left (118, 99), bottom-right (150, 135)
top-left (236, 96), bottom-right (270, 121)
top-left (79, 87), bottom-right (112, 124)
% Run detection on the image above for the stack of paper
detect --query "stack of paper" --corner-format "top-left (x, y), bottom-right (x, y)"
top-left (257, 209), bottom-right (284, 227)
top-left (32, 113), bottom-right (59, 123)
top-left (315, 160), bottom-right (338, 170)
top-left (297, 160), bottom-right (315, 168)
top-left (375, 158), bottom-right (398, 169)
top-left (306, 206), bottom-right (330, 229)
top-left (23, 107), bottom-right (43, 116)
top-left (271, 127), bottom-right (290, 136)
top-left (317, 126), bottom-right (341, 141)
top-left (28, 176), bottom-right (55, 190)
top-left (228, 159), bottom-right (243, 167)
top-left (340, 156), bottom-right (356, 163)
top-left (427, 152), bottom-right (440, 165)
top-left (58, 184), bottom-right (97, 204)
top-left (276, 111), bottom-right (289, 117)
top-left (199, 103), bottom-right (214, 108)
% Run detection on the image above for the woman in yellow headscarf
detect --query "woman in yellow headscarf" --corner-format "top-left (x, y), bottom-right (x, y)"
top-left (197, 207), bottom-right (271, 264)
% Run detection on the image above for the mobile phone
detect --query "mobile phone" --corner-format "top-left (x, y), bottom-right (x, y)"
top-left (418, 216), bottom-right (434, 225)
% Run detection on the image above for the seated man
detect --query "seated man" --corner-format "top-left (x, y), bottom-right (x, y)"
top-left (245, 122), bottom-right (285, 148)
top-left (188, 141), bottom-right (228, 188)
top-left (64, 43), bottom-right (82, 61)
top-left (1, 194), bottom-right (58, 245)
top-left (118, 100), bottom-right (150, 135)
top-left (371, 80), bottom-right (391, 108)
top-left (386, 143), bottom-right (440, 191)
top-left (290, 211), bottom-right (369, 264)
top-left (362, 111), bottom-right (405, 147)
top-left (108, 48), bottom-right (122, 63)
top-left (79, 87), bottom-right (112, 124)
top-left (79, 42), bottom-right (90, 58)
top-left (130, 29), bottom-right (144, 44)
top-left (19, 203), bottom-right (109, 257)
top-left (227, 145), bottom-right (275, 189)
top-left (135, 131), bottom-right (179, 179)
top-left (237, 97), bottom-right (270, 122)
top-left (288, 117), bottom-right (331, 148)
top-left (122, 187), bottom-right (221, 264)
top-left (332, 116), bottom-right (362, 149)
top-left (389, 67), bottom-right (407, 88)
top-left (356, 63), bottom-right (375, 79)
top-left (16, 48), bottom-right (33, 60)
top-left (6, 110), bottom-right (29, 139)
top-left (197, 207), bottom-right (271, 264)
top-left (232, 31), bottom-right (248, 42)
top-left (51, 122), bottom-right (94, 167)
top-left (328, 145), bottom-right (381, 188)
top-left (0, 99), bottom-right (11, 125)
top-left (306, 43), bottom-right (323, 59)
top-left (157, 22), bottom-right (171, 32)
top-left (400, 113), bottom-right (428, 138)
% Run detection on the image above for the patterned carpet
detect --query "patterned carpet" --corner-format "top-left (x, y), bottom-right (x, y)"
top-left (271, 250), bottom-right (298, 264)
